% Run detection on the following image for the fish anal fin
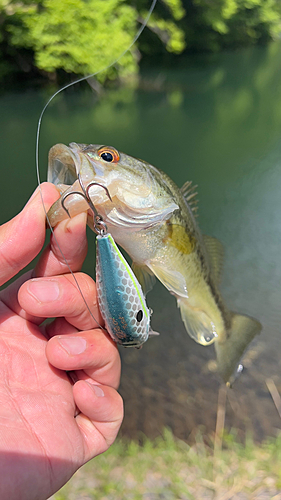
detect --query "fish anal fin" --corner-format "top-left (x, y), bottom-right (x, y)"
top-left (215, 313), bottom-right (262, 384)
top-left (147, 262), bottom-right (188, 298)
top-left (203, 235), bottom-right (224, 285)
top-left (178, 298), bottom-right (218, 345)
top-left (131, 263), bottom-right (156, 295)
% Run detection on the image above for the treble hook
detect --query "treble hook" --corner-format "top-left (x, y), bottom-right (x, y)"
top-left (61, 174), bottom-right (112, 235)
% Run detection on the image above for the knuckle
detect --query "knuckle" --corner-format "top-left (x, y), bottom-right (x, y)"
top-left (72, 272), bottom-right (97, 303)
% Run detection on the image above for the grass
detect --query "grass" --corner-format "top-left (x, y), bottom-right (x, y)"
top-left (53, 428), bottom-right (281, 500)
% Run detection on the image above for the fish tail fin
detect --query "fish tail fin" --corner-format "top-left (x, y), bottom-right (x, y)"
top-left (215, 313), bottom-right (262, 385)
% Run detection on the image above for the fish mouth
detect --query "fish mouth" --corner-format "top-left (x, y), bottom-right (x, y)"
top-left (48, 141), bottom-right (112, 205)
top-left (47, 142), bottom-right (105, 187)
top-left (48, 143), bottom-right (79, 186)
top-left (47, 142), bottom-right (112, 226)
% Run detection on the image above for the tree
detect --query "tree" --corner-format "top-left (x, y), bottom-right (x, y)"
top-left (0, 0), bottom-right (186, 82)
top-left (182, 0), bottom-right (281, 51)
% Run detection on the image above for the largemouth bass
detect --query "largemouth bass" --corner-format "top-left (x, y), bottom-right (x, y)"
top-left (47, 142), bottom-right (261, 383)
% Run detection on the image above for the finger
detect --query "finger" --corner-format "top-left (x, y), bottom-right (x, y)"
top-left (74, 381), bottom-right (123, 458)
top-left (0, 270), bottom-right (36, 321)
top-left (18, 272), bottom-right (103, 329)
top-left (0, 183), bottom-right (59, 286)
top-left (35, 211), bottom-right (88, 278)
top-left (46, 329), bottom-right (121, 389)
top-left (44, 317), bottom-right (79, 338)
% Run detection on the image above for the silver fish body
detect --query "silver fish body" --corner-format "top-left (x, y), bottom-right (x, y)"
top-left (47, 142), bottom-right (262, 383)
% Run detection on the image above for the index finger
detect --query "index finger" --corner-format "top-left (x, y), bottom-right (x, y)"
top-left (35, 211), bottom-right (88, 278)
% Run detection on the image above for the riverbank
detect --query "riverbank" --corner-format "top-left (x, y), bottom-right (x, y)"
top-left (52, 428), bottom-right (281, 499)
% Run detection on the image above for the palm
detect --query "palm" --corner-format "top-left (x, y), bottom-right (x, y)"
top-left (0, 184), bottom-right (123, 500)
top-left (0, 306), bottom-right (81, 487)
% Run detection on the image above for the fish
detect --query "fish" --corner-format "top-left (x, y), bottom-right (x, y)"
top-left (95, 231), bottom-right (153, 347)
top-left (47, 142), bottom-right (262, 384)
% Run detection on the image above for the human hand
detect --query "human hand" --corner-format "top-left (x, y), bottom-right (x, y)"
top-left (0, 184), bottom-right (123, 500)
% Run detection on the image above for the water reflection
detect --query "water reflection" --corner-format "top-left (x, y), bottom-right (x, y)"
top-left (1, 41), bottom-right (281, 441)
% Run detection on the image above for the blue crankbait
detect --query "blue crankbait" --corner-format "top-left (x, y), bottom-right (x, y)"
top-left (96, 231), bottom-right (151, 347)
top-left (61, 175), bottom-right (156, 348)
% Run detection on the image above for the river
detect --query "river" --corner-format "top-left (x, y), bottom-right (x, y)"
top-left (1, 41), bottom-right (281, 442)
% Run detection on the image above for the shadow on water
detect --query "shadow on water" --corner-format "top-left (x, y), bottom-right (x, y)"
top-left (1, 41), bottom-right (281, 442)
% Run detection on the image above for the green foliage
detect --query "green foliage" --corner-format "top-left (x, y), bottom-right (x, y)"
top-left (7, 0), bottom-right (138, 81)
top-left (1, 0), bottom-right (281, 83)
top-left (149, 0), bottom-right (186, 53)
top-left (188, 0), bottom-right (281, 50)
top-left (0, 0), bottom-right (186, 82)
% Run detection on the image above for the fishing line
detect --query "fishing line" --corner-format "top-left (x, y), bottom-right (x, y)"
top-left (36, 0), bottom-right (158, 327)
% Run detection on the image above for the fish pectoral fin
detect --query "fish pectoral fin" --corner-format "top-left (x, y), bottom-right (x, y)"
top-left (214, 313), bottom-right (262, 385)
top-left (147, 262), bottom-right (188, 298)
top-left (178, 299), bottom-right (218, 345)
top-left (131, 263), bottom-right (156, 295)
top-left (203, 235), bottom-right (224, 285)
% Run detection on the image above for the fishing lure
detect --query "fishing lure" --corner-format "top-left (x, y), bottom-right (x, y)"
top-left (96, 231), bottom-right (151, 347)
top-left (61, 176), bottom-right (155, 348)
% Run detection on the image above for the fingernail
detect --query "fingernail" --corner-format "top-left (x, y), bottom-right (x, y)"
top-left (28, 279), bottom-right (60, 302)
top-left (91, 383), bottom-right (105, 398)
top-left (57, 336), bottom-right (87, 355)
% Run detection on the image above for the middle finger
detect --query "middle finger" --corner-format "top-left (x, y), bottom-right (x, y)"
top-left (46, 328), bottom-right (121, 390)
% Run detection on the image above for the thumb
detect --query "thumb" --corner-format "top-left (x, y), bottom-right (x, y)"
top-left (0, 183), bottom-right (59, 286)
top-left (74, 381), bottom-right (123, 460)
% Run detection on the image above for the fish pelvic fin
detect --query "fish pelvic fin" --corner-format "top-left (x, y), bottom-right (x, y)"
top-left (178, 299), bottom-right (219, 345)
top-left (215, 313), bottom-right (262, 384)
top-left (147, 262), bottom-right (188, 298)
top-left (131, 263), bottom-right (156, 296)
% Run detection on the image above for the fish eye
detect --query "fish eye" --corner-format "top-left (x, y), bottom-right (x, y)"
top-left (98, 146), bottom-right (120, 163)
top-left (136, 310), bottom-right (143, 322)
top-left (101, 152), bottom-right (113, 162)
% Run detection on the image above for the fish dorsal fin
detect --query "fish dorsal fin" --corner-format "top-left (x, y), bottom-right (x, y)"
top-left (180, 180), bottom-right (199, 216)
top-left (131, 263), bottom-right (156, 296)
top-left (146, 261), bottom-right (188, 298)
top-left (203, 235), bottom-right (224, 285)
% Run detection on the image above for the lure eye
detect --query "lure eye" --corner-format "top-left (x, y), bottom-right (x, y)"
top-left (136, 310), bottom-right (143, 323)
top-left (98, 146), bottom-right (120, 163)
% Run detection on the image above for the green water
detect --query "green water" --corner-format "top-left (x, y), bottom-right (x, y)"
top-left (1, 42), bottom-right (281, 441)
